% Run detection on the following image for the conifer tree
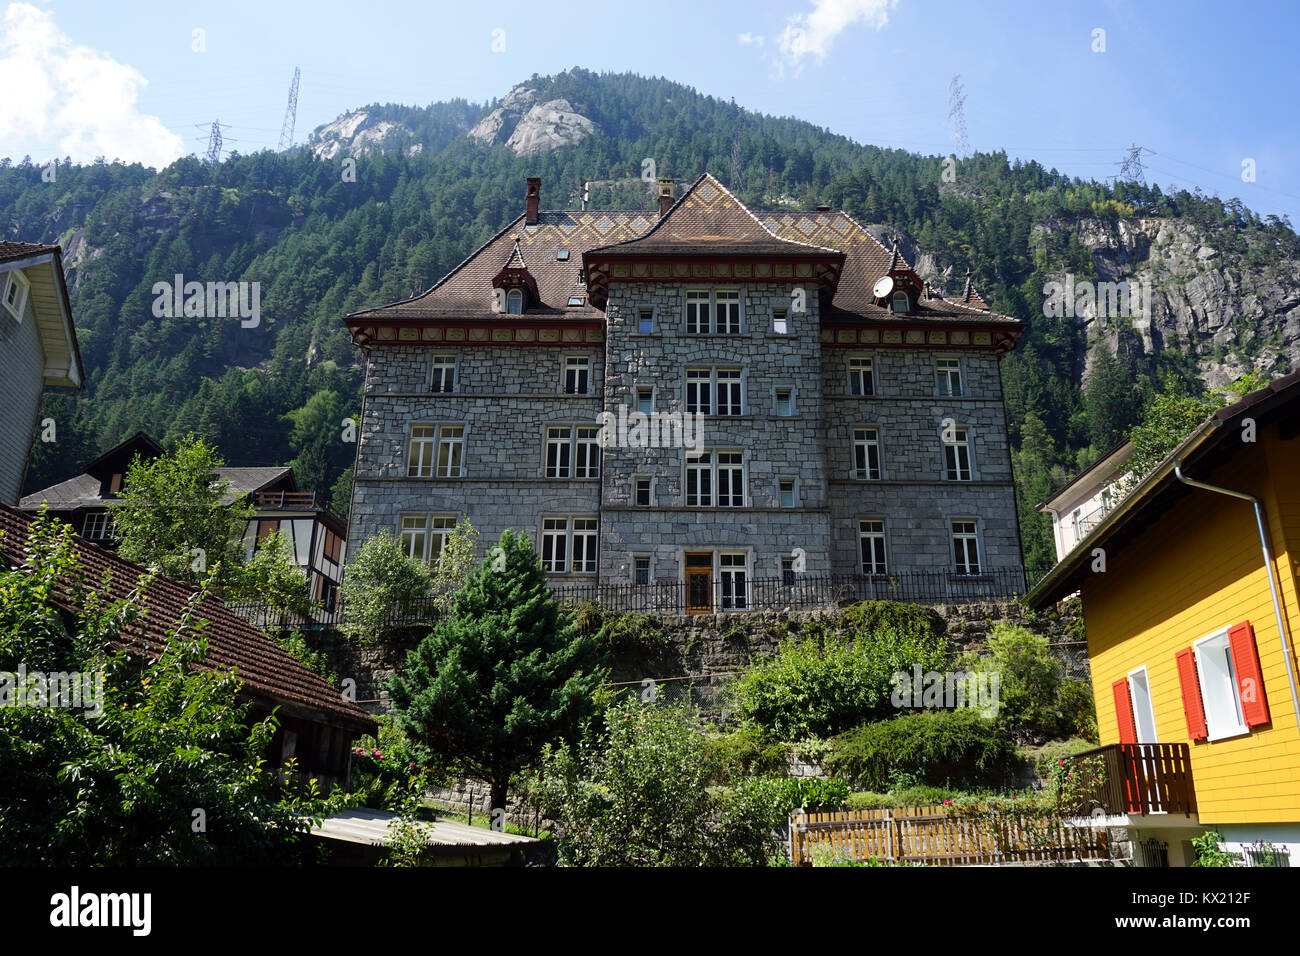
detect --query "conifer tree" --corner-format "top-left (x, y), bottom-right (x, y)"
top-left (389, 530), bottom-right (606, 813)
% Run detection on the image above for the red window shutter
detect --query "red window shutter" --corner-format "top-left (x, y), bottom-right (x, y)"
top-left (1228, 621), bottom-right (1271, 728)
top-left (1175, 647), bottom-right (1208, 741)
top-left (1112, 677), bottom-right (1137, 744)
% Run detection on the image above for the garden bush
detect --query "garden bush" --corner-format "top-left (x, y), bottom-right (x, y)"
top-left (727, 609), bottom-right (953, 740)
top-left (704, 723), bottom-right (790, 784)
top-left (825, 710), bottom-right (1021, 791)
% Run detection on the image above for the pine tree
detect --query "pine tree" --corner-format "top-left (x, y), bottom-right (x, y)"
top-left (389, 530), bottom-right (606, 812)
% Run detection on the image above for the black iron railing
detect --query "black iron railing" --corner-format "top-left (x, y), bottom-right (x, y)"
top-left (225, 567), bottom-right (1025, 630)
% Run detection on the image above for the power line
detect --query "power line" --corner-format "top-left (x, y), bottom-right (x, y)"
top-left (278, 66), bottom-right (301, 151)
top-left (194, 120), bottom-right (236, 165)
top-left (1114, 144), bottom-right (1155, 185)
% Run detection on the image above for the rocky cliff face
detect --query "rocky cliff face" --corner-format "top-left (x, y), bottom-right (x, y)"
top-left (308, 111), bottom-right (419, 160)
top-left (467, 84), bottom-right (597, 155)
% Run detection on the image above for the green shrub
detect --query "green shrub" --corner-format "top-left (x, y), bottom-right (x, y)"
top-left (842, 601), bottom-right (945, 643)
top-left (1056, 679), bottom-right (1098, 741)
top-left (728, 611), bottom-right (952, 740)
top-left (963, 623), bottom-right (1062, 734)
top-left (846, 783), bottom-right (961, 809)
top-left (1025, 737), bottom-right (1096, 779)
top-left (704, 723), bottom-right (790, 784)
top-left (826, 710), bottom-right (1021, 791)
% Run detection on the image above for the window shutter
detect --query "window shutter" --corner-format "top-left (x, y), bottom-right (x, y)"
top-left (1228, 621), bottom-right (1271, 728)
top-left (1112, 677), bottom-right (1137, 744)
top-left (1174, 647), bottom-right (1208, 741)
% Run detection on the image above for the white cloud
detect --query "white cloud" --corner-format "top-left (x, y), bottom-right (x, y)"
top-left (737, 32), bottom-right (765, 46)
top-left (774, 0), bottom-right (898, 76)
top-left (0, 2), bottom-right (184, 168)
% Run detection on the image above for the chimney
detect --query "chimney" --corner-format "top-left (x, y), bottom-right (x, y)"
top-left (525, 177), bottom-right (541, 224)
top-left (657, 178), bottom-right (675, 218)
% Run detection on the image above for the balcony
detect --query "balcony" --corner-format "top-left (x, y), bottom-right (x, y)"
top-left (255, 490), bottom-right (326, 510)
top-left (1064, 743), bottom-right (1197, 818)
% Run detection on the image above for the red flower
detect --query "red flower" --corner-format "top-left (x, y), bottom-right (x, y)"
top-left (1058, 758), bottom-right (1065, 766)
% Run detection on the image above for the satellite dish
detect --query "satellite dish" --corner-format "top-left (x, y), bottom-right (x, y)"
top-left (872, 275), bottom-right (894, 299)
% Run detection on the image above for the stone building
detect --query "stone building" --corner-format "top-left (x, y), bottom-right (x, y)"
top-left (344, 174), bottom-right (1025, 611)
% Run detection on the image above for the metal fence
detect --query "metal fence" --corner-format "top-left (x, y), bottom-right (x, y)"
top-left (226, 568), bottom-right (1025, 630)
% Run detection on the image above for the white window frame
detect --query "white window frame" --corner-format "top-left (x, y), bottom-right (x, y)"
top-left (408, 425), bottom-right (438, 478)
top-left (715, 368), bottom-right (743, 416)
top-left (562, 355), bottom-right (591, 395)
top-left (859, 519), bottom-right (888, 575)
top-left (716, 450), bottom-right (745, 507)
top-left (505, 288), bottom-right (524, 315)
top-left (541, 517), bottom-right (569, 573)
top-left (715, 289), bottom-right (742, 334)
top-left (951, 519), bottom-right (981, 575)
top-left (633, 554), bottom-right (652, 586)
top-left (2, 269), bottom-right (29, 321)
top-left (685, 451), bottom-right (713, 507)
top-left (774, 386), bottom-right (795, 417)
top-left (541, 516), bottom-right (598, 575)
top-left (943, 426), bottom-right (972, 481)
top-left (435, 424), bottom-right (465, 478)
top-left (853, 427), bottom-right (882, 481)
top-left (575, 426), bottom-right (601, 479)
top-left (772, 306), bottom-right (789, 335)
top-left (399, 513), bottom-right (457, 564)
top-left (685, 368), bottom-right (712, 415)
top-left (430, 354), bottom-right (457, 393)
top-left (684, 288), bottom-right (742, 334)
top-left (781, 555), bottom-right (798, 586)
top-left (778, 477), bottom-right (796, 508)
top-left (635, 386), bottom-right (654, 415)
top-left (634, 476), bottom-right (652, 506)
top-left (83, 511), bottom-right (115, 542)
top-left (719, 551), bottom-right (749, 610)
top-left (637, 306), bottom-right (655, 334)
top-left (545, 426), bottom-right (573, 479)
top-left (936, 357), bottom-right (963, 397)
top-left (685, 289), bottom-right (712, 334)
top-left (572, 517), bottom-right (598, 574)
top-left (1193, 628), bottom-right (1251, 741)
top-left (848, 356), bottom-right (874, 396)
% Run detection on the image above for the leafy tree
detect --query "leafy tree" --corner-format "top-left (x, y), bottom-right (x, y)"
top-left (430, 515), bottom-right (480, 614)
top-left (962, 624), bottom-right (1062, 736)
top-left (389, 530), bottom-right (606, 812)
top-left (0, 512), bottom-right (348, 864)
top-left (338, 529), bottom-right (431, 644)
top-left (112, 435), bottom-right (252, 591)
top-left (535, 698), bottom-right (783, 866)
top-left (1122, 381), bottom-right (1218, 485)
top-left (227, 529), bottom-right (311, 617)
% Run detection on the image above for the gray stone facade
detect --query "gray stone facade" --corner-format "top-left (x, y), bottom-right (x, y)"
top-left (348, 279), bottom-right (1024, 599)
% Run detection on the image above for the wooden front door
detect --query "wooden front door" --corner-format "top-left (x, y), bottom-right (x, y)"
top-left (685, 552), bottom-right (713, 615)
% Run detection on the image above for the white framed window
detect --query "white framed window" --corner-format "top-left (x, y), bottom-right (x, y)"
top-left (686, 451), bottom-right (712, 507)
top-left (636, 387), bottom-right (653, 414)
top-left (541, 516), bottom-right (597, 574)
top-left (506, 288), bottom-right (524, 315)
top-left (778, 478), bottom-right (796, 508)
top-left (781, 556), bottom-right (798, 587)
top-left (936, 357), bottom-right (963, 396)
top-left (634, 555), bottom-right (652, 586)
top-left (848, 357), bottom-right (874, 396)
top-left (686, 368), bottom-right (712, 415)
top-left (545, 426), bottom-right (573, 478)
top-left (435, 425), bottom-right (464, 477)
top-left (634, 477), bottom-right (652, 506)
top-left (430, 354), bottom-right (457, 393)
top-left (575, 426), bottom-right (601, 479)
top-left (853, 427), bottom-right (881, 481)
top-left (399, 514), bottom-right (456, 563)
top-left (1193, 628), bottom-right (1250, 741)
top-left (638, 307), bottom-right (655, 334)
top-left (891, 290), bottom-right (909, 314)
top-left (408, 425), bottom-right (437, 478)
top-left (772, 306), bottom-right (789, 335)
top-left (716, 369), bottom-right (742, 416)
top-left (83, 512), bottom-right (115, 542)
top-left (3, 269), bottom-right (30, 321)
top-left (541, 517), bottom-right (568, 572)
top-left (859, 519), bottom-right (887, 575)
top-left (716, 451), bottom-right (745, 507)
top-left (775, 387), bottom-right (794, 416)
top-left (952, 520), bottom-right (980, 575)
top-left (715, 289), bottom-right (741, 334)
top-left (720, 552), bottom-right (748, 610)
top-left (685, 290), bottom-right (711, 334)
top-left (563, 356), bottom-right (590, 395)
top-left (943, 427), bottom-right (972, 481)
top-left (572, 518), bottom-right (598, 573)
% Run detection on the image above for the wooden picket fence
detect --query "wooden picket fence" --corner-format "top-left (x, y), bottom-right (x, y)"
top-left (789, 805), bottom-right (1109, 866)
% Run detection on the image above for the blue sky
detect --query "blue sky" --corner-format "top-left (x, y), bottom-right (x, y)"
top-left (3, 0), bottom-right (1298, 224)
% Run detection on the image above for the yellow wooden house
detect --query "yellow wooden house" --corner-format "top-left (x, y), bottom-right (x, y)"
top-left (1028, 370), bottom-right (1300, 866)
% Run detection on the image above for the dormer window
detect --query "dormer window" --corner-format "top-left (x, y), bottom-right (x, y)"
top-left (2, 269), bottom-right (30, 321)
top-left (891, 290), bottom-right (910, 314)
top-left (568, 296), bottom-right (585, 307)
top-left (506, 288), bottom-right (524, 315)
top-left (556, 250), bottom-right (570, 261)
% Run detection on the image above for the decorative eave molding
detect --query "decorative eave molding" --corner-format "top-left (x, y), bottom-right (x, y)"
top-left (346, 317), bottom-right (605, 349)
top-left (820, 322), bottom-right (1021, 353)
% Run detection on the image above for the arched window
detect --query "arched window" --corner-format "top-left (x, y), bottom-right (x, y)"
top-left (506, 289), bottom-right (524, 315)
top-left (891, 290), bottom-right (910, 314)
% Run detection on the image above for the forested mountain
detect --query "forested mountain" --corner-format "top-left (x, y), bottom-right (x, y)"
top-left (4, 68), bottom-right (1298, 583)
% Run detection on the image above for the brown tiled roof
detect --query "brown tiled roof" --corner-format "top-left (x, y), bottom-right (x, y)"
top-left (348, 210), bottom-right (655, 321)
top-left (0, 503), bottom-right (376, 733)
top-left (347, 177), bottom-right (1019, 329)
top-left (588, 174), bottom-right (842, 258)
top-left (0, 241), bottom-right (58, 264)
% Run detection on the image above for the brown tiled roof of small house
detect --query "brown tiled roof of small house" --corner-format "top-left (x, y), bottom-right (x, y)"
top-left (0, 503), bottom-right (376, 734)
top-left (0, 241), bottom-right (59, 264)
